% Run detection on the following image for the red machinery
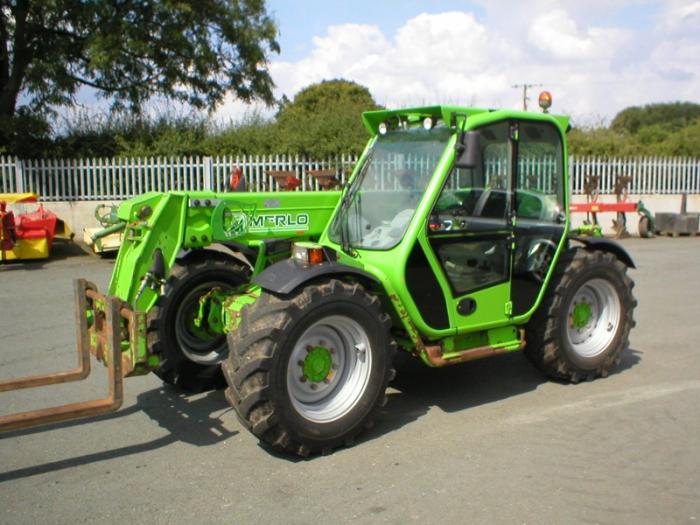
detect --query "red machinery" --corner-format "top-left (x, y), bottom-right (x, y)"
top-left (0, 193), bottom-right (73, 261)
top-left (569, 176), bottom-right (655, 238)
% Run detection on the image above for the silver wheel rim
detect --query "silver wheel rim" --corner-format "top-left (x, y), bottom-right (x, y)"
top-left (566, 278), bottom-right (621, 359)
top-left (286, 315), bottom-right (373, 423)
top-left (175, 282), bottom-right (230, 365)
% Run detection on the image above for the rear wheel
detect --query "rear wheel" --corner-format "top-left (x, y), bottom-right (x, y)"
top-left (223, 279), bottom-right (395, 456)
top-left (525, 248), bottom-right (635, 382)
top-left (149, 252), bottom-right (250, 391)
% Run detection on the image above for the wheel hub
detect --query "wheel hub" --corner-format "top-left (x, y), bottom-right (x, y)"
top-left (286, 315), bottom-right (373, 423)
top-left (571, 301), bottom-right (592, 329)
top-left (175, 283), bottom-right (232, 364)
top-left (565, 278), bottom-right (621, 359)
top-left (302, 346), bottom-right (334, 383)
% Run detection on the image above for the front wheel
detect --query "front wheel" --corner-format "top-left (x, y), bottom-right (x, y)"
top-left (525, 248), bottom-right (636, 382)
top-left (148, 252), bottom-right (250, 391)
top-left (223, 279), bottom-right (395, 456)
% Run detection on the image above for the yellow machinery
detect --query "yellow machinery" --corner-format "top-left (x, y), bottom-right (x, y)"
top-left (0, 193), bottom-right (73, 261)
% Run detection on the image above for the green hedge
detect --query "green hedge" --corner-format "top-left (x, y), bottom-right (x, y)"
top-left (2, 98), bottom-right (699, 159)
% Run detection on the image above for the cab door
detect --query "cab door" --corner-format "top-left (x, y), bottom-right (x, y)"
top-left (510, 119), bottom-right (567, 317)
top-left (425, 121), bottom-right (515, 332)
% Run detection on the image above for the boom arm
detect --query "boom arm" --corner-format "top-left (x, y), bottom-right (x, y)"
top-left (108, 190), bottom-right (341, 310)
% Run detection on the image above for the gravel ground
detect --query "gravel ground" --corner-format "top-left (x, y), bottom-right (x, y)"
top-left (1, 237), bottom-right (699, 524)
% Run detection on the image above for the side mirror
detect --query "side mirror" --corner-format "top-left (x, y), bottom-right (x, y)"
top-left (454, 131), bottom-right (482, 169)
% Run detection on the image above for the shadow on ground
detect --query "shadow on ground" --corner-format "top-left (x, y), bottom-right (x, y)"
top-left (0, 385), bottom-right (236, 482)
top-left (0, 348), bottom-right (642, 476)
top-left (264, 346), bottom-right (642, 460)
top-left (48, 241), bottom-right (93, 261)
top-left (362, 347), bottom-right (643, 448)
top-left (0, 241), bottom-right (92, 272)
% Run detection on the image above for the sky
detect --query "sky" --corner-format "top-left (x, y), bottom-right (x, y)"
top-left (210, 0), bottom-right (700, 126)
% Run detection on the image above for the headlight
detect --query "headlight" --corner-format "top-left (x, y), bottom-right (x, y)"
top-left (292, 242), bottom-right (325, 265)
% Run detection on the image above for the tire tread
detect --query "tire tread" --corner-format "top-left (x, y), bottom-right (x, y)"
top-left (149, 252), bottom-right (250, 392)
top-left (225, 279), bottom-right (396, 456)
top-left (524, 248), bottom-right (635, 381)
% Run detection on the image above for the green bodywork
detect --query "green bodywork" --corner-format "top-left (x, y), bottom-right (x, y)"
top-left (572, 301), bottom-right (592, 329)
top-left (86, 104), bottom-right (578, 376)
top-left (572, 223), bottom-right (603, 237)
top-left (302, 346), bottom-right (334, 383)
top-left (108, 190), bottom-right (341, 308)
top-left (316, 106), bottom-right (571, 365)
top-left (92, 191), bottom-right (339, 374)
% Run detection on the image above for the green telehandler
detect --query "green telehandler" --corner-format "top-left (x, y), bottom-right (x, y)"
top-left (0, 105), bottom-right (636, 457)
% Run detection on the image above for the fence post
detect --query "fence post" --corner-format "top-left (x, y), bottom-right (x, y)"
top-left (14, 157), bottom-right (25, 194)
top-left (203, 156), bottom-right (213, 191)
top-left (568, 155), bottom-right (574, 195)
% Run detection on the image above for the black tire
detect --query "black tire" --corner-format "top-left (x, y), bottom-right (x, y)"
top-left (638, 215), bottom-right (654, 238)
top-left (149, 252), bottom-right (250, 391)
top-left (223, 279), bottom-right (395, 456)
top-left (524, 248), bottom-right (636, 382)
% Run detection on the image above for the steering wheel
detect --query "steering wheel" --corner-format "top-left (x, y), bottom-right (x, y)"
top-left (526, 239), bottom-right (558, 282)
top-left (472, 188), bottom-right (492, 217)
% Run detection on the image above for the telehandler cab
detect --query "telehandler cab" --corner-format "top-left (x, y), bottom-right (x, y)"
top-left (0, 106), bottom-right (635, 457)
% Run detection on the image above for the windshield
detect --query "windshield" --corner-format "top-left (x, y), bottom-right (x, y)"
top-left (330, 126), bottom-right (452, 250)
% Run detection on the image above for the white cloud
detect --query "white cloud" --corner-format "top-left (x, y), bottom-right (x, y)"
top-left (212, 93), bottom-right (271, 124)
top-left (213, 2), bottom-right (700, 124)
top-left (263, 12), bottom-right (517, 112)
top-left (528, 9), bottom-right (631, 61)
top-left (269, 24), bottom-right (390, 98)
top-left (660, 0), bottom-right (700, 35)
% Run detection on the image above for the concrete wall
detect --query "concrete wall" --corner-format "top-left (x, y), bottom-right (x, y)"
top-left (7, 194), bottom-right (700, 238)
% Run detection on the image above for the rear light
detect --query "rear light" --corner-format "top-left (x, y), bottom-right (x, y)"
top-left (292, 243), bottom-right (326, 265)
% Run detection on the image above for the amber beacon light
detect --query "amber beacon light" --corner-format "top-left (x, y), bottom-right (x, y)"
top-left (538, 91), bottom-right (552, 113)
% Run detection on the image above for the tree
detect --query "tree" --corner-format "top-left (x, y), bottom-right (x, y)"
top-left (276, 79), bottom-right (381, 158)
top-left (611, 102), bottom-right (700, 135)
top-left (0, 0), bottom-right (279, 119)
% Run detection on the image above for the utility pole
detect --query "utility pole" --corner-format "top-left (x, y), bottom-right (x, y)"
top-left (511, 83), bottom-right (542, 111)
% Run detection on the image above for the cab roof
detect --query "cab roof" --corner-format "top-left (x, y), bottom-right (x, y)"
top-left (362, 105), bottom-right (570, 136)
